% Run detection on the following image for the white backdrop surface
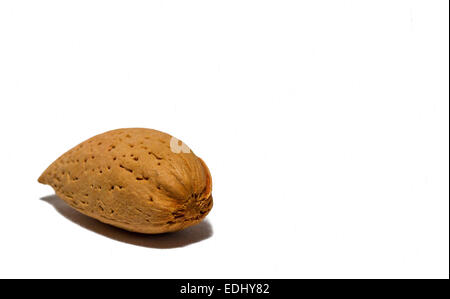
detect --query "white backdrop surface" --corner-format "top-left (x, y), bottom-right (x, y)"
top-left (0, 1), bottom-right (448, 278)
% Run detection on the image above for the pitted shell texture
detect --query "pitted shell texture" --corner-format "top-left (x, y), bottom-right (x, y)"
top-left (38, 128), bottom-right (213, 234)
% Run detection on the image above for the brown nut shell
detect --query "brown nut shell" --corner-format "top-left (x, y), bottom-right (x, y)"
top-left (38, 128), bottom-right (213, 234)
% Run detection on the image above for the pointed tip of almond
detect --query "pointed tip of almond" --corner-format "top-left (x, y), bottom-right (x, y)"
top-left (38, 170), bottom-right (48, 185)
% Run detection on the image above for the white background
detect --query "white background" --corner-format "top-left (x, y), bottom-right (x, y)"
top-left (0, 1), bottom-right (448, 279)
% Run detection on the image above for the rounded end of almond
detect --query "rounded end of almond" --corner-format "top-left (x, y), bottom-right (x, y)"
top-left (197, 157), bottom-right (212, 199)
